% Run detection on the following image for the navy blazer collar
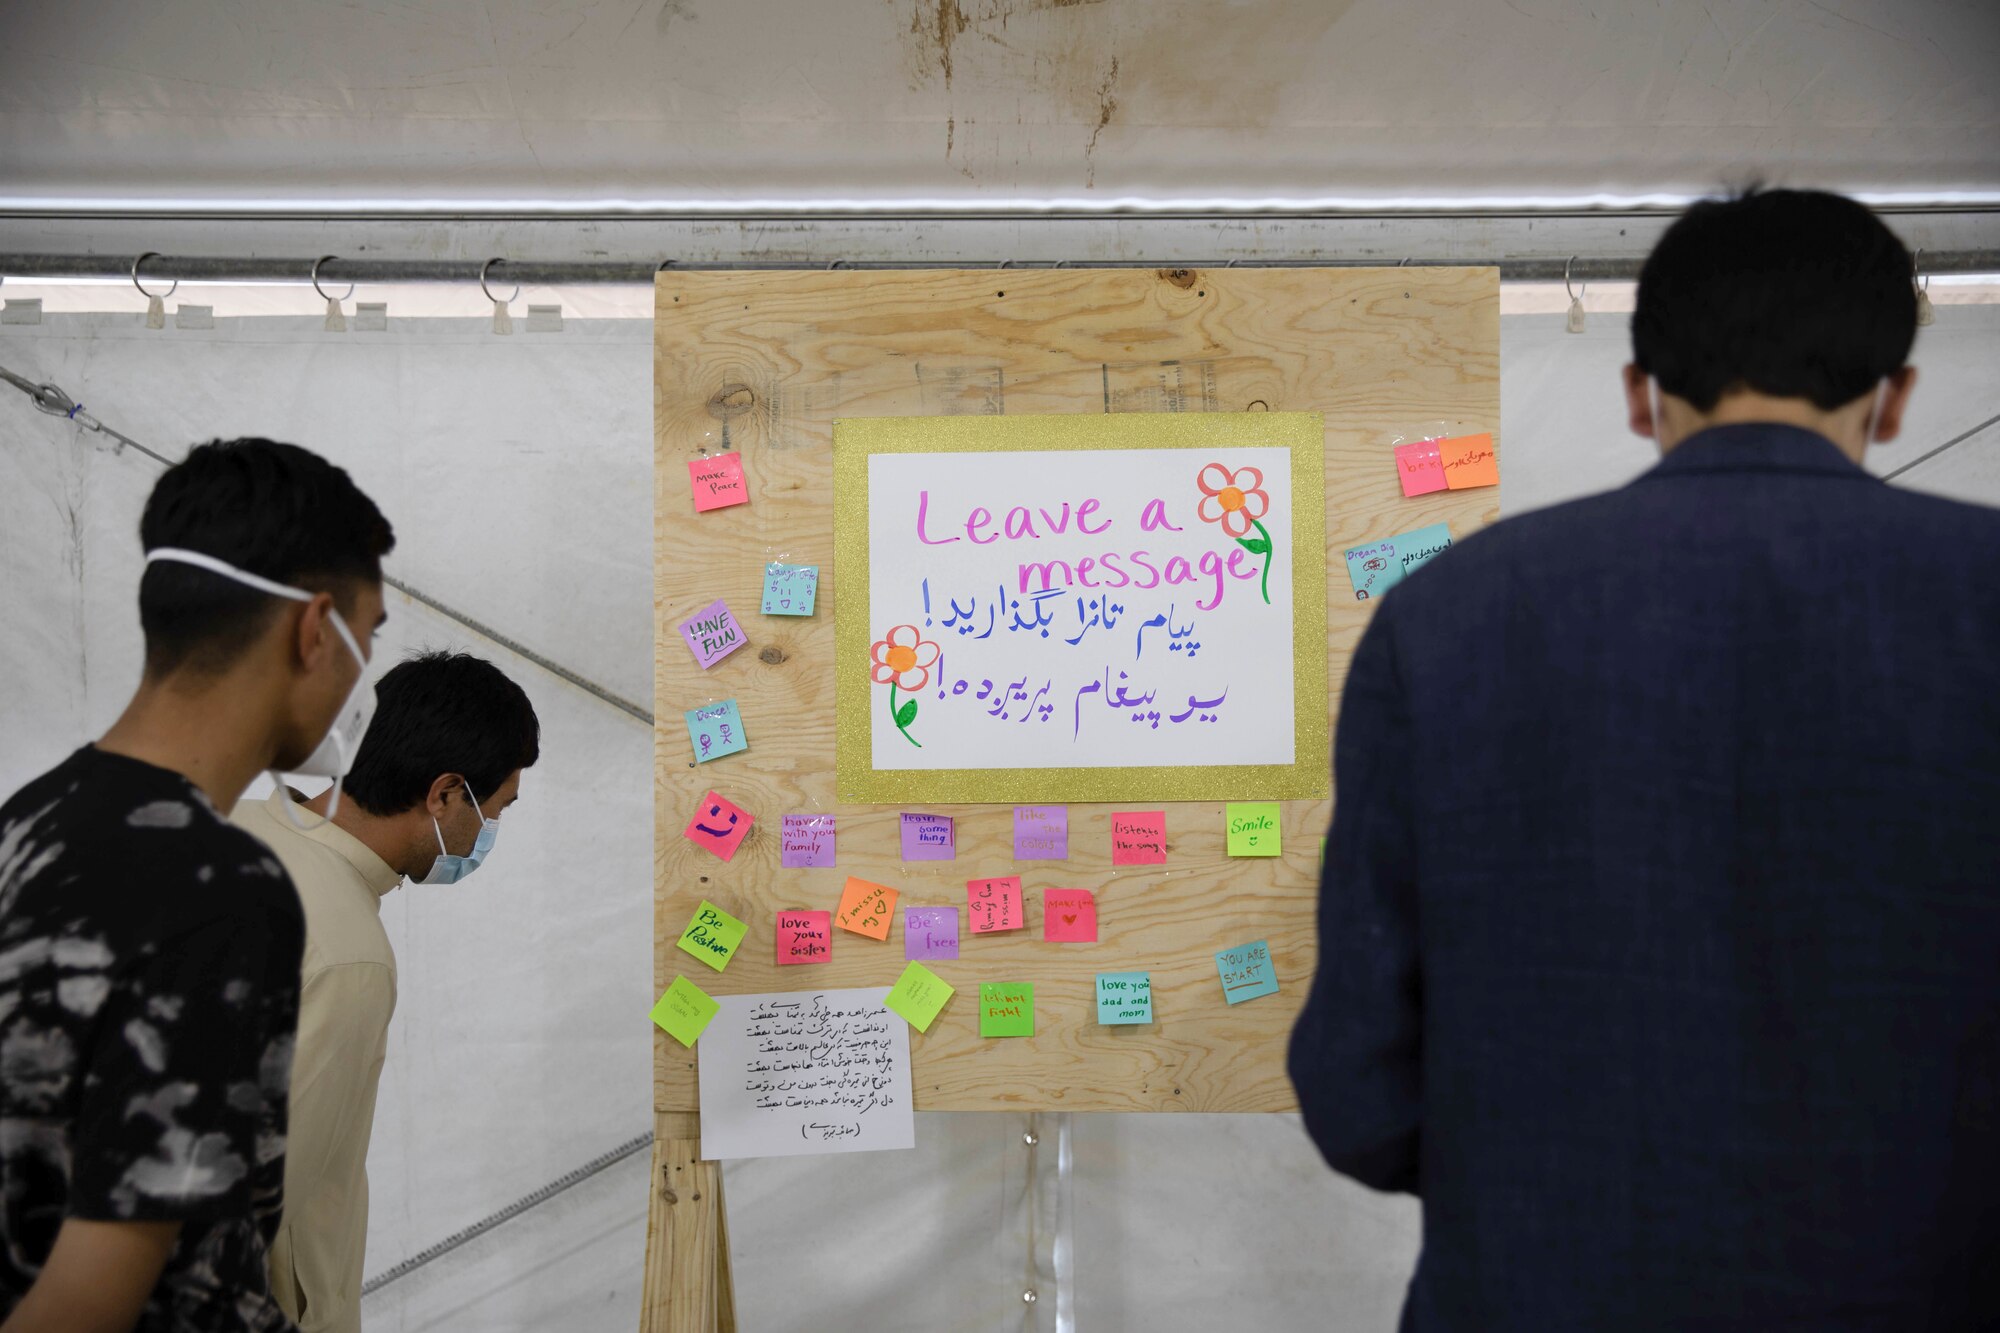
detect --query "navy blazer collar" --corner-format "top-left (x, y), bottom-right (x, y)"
top-left (1640, 423), bottom-right (1876, 482)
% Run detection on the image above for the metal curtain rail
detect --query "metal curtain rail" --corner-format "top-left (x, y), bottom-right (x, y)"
top-left (0, 360), bottom-right (656, 726)
top-left (5, 251), bottom-right (2000, 285)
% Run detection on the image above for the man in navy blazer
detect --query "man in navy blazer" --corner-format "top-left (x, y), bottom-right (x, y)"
top-left (1290, 189), bottom-right (2000, 1331)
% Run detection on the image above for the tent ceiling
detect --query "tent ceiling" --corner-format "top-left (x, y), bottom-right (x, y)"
top-left (3, 0), bottom-right (1997, 212)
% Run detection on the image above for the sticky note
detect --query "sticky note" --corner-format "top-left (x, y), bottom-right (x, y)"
top-left (885, 961), bottom-right (954, 1033)
top-left (1394, 439), bottom-right (1447, 497)
top-left (688, 451), bottom-right (748, 512)
top-left (1440, 432), bottom-right (1499, 490)
top-left (1096, 972), bottom-right (1153, 1025)
top-left (780, 814), bottom-right (835, 868)
top-left (904, 907), bottom-right (959, 961)
top-left (1215, 940), bottom-right (1280, 1005)
top-left (835, 876), bottom-right (898, 940)
top-left (685, 791), bottom-right (753, 861)
top-left (1343, 523), bottom-right (1453, 601)
top-left (979, 983), bottom-right (1035, 1038)
top-left (1110, 811), bottom-right (1166, 866)
top-left (1042, 889), bottom-right (1097, 943)
top-left (650, 976), bottom-right (720, 1047)
top-left (678, 599), bottom-right (745, 669)
top-left (685, 700), bottom-right (746, 763)
top-left (1226, 802), bottom-right (1282, 857)
top-left (901, 813), bottom-right (955, 861)
top-left (1014, 806), bottom-right (1068, 860)
top-left (760, 562), bottom-right (819, 616)
top-left (775, 910), bottom-right (831, 965)
top-left (966, 876), bottom-right (1025, 933)
top-left (677, 899), bottom-right (748, 972)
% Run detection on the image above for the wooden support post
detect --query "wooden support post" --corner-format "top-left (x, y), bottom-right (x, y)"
top-left (641, 1111), bottom-right (735, 1333)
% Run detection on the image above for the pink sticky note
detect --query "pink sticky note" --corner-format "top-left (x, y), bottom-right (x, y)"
top-left (678, 600), bottom-right (745, 670)
top-left (901, 813), bottom-right (955, 861)
top-left (776, 910), bottom-right (831, 965)
top-left (780, 814), bottom-right (835, 868)
top-left (967, 876), bottom-right (1025, 934)
top-left (1394, 439), bottom-right (1448, 497)
top-left (688, 452), bottom-right (748, 512)
top-left (684, 791), bottom-right (753, 861)
top-left (1014, 806), bottom-right (1068, 860)
top-left (1110, 811), bottom-right (1166, 865)
top-left (1043, 889), bottom-right (1098, 943)
top-left (905, 907), bottom-right (960, 961)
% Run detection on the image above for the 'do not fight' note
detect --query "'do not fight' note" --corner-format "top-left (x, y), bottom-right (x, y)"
top-left (697, 988), bottom-right (914, 1159)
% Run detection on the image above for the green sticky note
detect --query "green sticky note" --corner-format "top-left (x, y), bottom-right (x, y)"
top-left (979, 982), bottom-right (1035, 1038)
top-left (1096, 972), bottom-right (1153, 1025)
top-left (677, 899), bottom-right (748, 972)
top-left (885, 960), bottom-right (954, 1033)
top-left (650, 976), bottom-right (720, 1047)
top-left (1226, 802), bottom-right (1283, 857)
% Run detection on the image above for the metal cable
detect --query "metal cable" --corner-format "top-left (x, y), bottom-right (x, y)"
top-left (359, 1130), bottom-right (654, 1297)
top-left (0, 358), bottom-right (655, 725)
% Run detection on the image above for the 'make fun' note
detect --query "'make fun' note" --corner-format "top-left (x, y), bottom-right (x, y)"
top-left (1042, 889), bottom-right (1098, 943)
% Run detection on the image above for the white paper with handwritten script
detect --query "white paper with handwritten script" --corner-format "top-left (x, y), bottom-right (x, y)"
top-left (697, 988), bottom-right (916, 1160)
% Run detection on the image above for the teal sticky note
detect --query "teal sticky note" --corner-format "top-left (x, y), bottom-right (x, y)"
top-left (685, 700), bottom-right (747, 763)
top-left (1215, 940), bottom-right (1279, 1005)
top-left (761, 562), bottom-right (819, 616)
top-left (1342, 523), bottom-right (1453, 601)
top-left (1096, 972), bottom-right (1153, 1025)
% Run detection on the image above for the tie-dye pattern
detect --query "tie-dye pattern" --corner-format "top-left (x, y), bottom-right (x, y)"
top-left (0, 748), bottom-right (303, 1331)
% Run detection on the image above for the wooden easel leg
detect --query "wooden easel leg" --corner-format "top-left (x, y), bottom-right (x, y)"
top-left (641, 1111), bottom-right (733, 1333)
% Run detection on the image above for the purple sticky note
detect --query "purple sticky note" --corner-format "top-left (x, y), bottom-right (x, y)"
top-left (1014, 806), bottom-right (1068, 861)
top-left (780, 814), bottom-right (835, 869)
top-left (678, 599), bottom-right (745, 669)
top-left (904, 907), bottom-right (960, 961)
top-left (901, 812), bottom-right (955, 861)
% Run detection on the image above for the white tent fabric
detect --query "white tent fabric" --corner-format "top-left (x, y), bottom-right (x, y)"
top-left (2, 0), bottom-right (1997, 209)
top-left (2, 303), bottom-right (1996, 1332)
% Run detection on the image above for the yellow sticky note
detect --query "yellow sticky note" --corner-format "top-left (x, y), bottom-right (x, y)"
top-left (677, 899), bottom-right (748, 972)
top-left (1226, 802), bottom-right (1282, 857)
top-left (885, 960), bottom-right (954, 1033)
top-left (650, 976), bottom-right (720, 1047)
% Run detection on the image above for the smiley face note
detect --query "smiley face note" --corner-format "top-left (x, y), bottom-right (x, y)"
top-left (834, 413), bottom-right (1330, 803)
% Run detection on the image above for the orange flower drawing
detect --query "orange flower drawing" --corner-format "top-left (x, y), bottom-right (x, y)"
top-left (870, 624), bottom-right (939, 747)
top-left (1195, 462), bottom-right (1276, 604)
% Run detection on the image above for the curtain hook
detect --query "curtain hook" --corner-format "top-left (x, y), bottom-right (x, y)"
top-left (1564, 256), bottom-right (1587, 334)
top-left (480, 258), bottom-right (520, 335)
top-left (1913, 247), bottom-right (1935, 327)
top-left (133, 252), bottom-right (178, 329)
top-left (311, 256), bottom-right (354, 333)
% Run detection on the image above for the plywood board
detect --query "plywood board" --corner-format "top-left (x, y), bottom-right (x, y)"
top-left (654, 266), bottom-right (1498, 1117)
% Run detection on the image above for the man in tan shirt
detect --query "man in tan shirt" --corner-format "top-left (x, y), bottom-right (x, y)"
top-left (235, 651), bottom-right (540, 1333)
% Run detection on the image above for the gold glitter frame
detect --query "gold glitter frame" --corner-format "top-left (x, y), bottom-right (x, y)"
top-left (833, 411), bottom-right (1329, 804)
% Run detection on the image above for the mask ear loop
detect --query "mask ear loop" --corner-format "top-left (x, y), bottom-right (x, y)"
top-left (1862, 380), bottom-right (1887, 447)
top-left (1648, 376), bottom-right (1664, 444)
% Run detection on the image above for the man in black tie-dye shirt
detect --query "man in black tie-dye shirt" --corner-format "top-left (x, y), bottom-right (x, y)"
top-left (0, 439), bottom-right (393, 1333)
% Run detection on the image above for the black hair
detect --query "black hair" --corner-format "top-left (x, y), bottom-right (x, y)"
top-left (139, 438), bottom-right (395, 677)
top-left (341, 652), bottom-right (541, 817)
top-left (1632, 187), bottom-right (1917, 412)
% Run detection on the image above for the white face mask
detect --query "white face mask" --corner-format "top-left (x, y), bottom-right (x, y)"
top-left (143, 547), bottom-right (377, 823)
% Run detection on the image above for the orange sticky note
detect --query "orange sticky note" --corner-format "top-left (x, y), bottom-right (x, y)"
top-left (1439, 433), bottom-right (1498, 490)
top-left (835, 876), bottom-right (898, 940)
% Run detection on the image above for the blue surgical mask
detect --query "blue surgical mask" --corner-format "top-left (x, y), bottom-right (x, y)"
top-left (418, 782), bottom-right (498, 885)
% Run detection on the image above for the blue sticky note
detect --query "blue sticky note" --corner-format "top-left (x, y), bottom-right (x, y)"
top-left (1096, 972), bottom-right (1153, 1025)
top-left (761, 562), bottom-right (819, 616)
top-left (1342, 522), bottom-right (1452, 601)
top-left (1214, 940), bottom-right (1279, 1005)
top-left (685, 700), bottom-right (747, 763)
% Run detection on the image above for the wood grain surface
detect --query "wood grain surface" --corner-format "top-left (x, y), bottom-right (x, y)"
top-left (653, 266), bottom-right (1499, 1118)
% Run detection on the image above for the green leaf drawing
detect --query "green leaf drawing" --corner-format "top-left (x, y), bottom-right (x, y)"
top-left (896, 699), bottom-right (918, 728)
top-left (1237, 536), bottom-right (1272, 556)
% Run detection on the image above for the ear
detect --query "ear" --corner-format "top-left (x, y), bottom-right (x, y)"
top-left (292, 592), bottom-right (343, 672)
top-left (1872, 366), bottom-right (1918, 444)
top-left (424, 773), bottom-right (463, 822)
top-left (1622, 364), bottom-right (1656, 441)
